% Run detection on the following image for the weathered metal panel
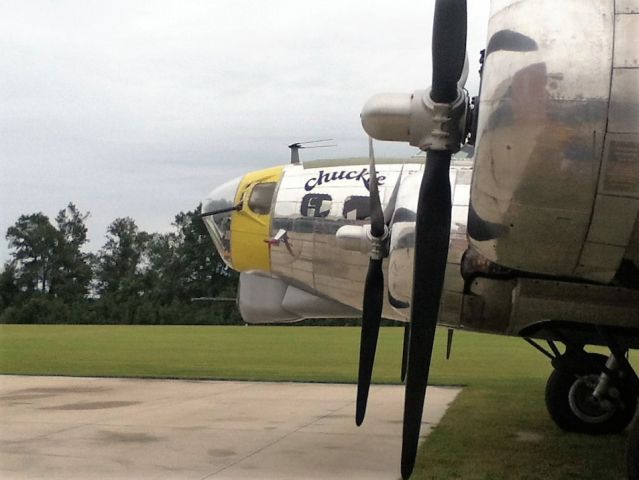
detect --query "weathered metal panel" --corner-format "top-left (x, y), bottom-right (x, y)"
top-left (575, 242), bottom-right (627, 281)
top-left (614, 13), bottom-right (639, 67)
top-left (608, 68), bottom-right (639, 133)
top-left (586, 195), bottom-right (639, 246)
top-left (616, 0), bottom-right (639, 14)
top-left (599, 134), bottom-right (639, 197)
top-left (509, 278), bottom-right (639, 333)
top-left (470, 0), bottom-right (614, 277)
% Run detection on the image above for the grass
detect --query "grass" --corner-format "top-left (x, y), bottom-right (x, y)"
top-left (0, 324), bottom-right (633, 479)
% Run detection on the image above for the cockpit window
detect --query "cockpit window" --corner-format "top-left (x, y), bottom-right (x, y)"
top-left (248, 182), bottom-right (276, 215)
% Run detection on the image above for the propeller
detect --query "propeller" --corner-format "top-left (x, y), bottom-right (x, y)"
top-left (355, 137), bottom-right (387, 426)
top-left (401, 1), bottom-right (467, 479)
top-left (400, 323), bottom-right (409, 383)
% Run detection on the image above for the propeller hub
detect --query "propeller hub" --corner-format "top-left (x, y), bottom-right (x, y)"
top-left (367, 225), bottom-right (389, 260)
top-left (419, 87), bottom-right (468, 152)
top-left (361, 88), bottom-right (468, 153)
top-left (336, 224), bottom-right (389, 258)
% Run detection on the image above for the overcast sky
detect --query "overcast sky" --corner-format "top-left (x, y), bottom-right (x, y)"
top-left (0, 1), bottom-right (489, 262)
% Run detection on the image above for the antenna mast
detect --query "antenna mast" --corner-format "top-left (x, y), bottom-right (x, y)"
top-left (288, 139), bottom-right (336, 164)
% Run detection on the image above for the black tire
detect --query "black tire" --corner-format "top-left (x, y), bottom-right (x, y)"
top-left (629, 419), bottom-right (639, 480)
top-left (545, 352), bottom-right (637, 434)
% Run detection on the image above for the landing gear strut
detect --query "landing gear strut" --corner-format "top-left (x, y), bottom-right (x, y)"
top-left (526, 336), bottom-right (639, 478)
top-left (544, 350), bottom-right (636, 434)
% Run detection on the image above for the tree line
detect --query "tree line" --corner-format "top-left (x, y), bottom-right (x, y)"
top-left (0, 203), bottom-right (241, 325)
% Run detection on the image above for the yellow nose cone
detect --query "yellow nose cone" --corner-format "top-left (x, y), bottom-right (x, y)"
top-left (230, 165), bottom-right (284, 272)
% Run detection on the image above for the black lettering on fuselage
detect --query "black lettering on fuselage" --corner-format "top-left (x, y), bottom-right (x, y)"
top-left (304, 168), bottom-right (386, 191)
top-left (343, 196), bottom-right (370, 220)
top-left (301, 194), bottom-right (332, 217)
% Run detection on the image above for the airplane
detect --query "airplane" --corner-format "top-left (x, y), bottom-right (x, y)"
top-left (201, 0), bottom-right (639, 478)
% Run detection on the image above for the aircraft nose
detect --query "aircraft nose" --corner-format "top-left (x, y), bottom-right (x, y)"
top-left (203, 165), bottom-right (284, 273)
top-left (201, 176), bottom-right (243, 268)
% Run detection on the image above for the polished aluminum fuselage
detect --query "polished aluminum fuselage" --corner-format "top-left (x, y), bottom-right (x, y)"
top-left (268, 158), bottom-right (472, 323)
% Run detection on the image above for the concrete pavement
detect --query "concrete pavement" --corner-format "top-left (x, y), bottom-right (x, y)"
top-left (0, 375), bottom-right (461, 480)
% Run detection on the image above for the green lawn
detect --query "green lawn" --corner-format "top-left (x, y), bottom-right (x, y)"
top-left (0, 325), bottom-right (633, 479)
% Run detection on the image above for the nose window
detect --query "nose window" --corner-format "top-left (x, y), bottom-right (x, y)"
top-left (202, 176), bottom-right (242, 268)
top-left (248, 182), bottom-right (276, 215)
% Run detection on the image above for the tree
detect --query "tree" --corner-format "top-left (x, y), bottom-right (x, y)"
top-left (6, 213), bottom-right (60, 294)
top-left (138, 205), bottom-right (234, 304)
top-left (96, 217), bottom-right (149, 297)
top-left (2, 204), bottom-right (242, 325)
top-left (0, 263), bottom-right (19, 312)
top-left (143, 231), bottom-right (181, 303)
top-left (49, 203), bottom-right (93, 302)
top-left (173, 204), bottom-right (237, 301)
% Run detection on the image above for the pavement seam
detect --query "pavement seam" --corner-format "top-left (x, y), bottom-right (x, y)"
top-left (0, 422), bottom-right (93, 444)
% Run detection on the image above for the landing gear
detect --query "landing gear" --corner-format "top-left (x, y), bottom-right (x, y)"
top-left (544, 351), bottom-right (637, 434)
top-left (526, 333), bottom-right (639, 478)
top-left (629, 419), bottom-right (639, 480)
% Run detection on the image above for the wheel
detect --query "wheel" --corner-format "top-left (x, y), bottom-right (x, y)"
top-left (629, 420), bottom-right (639, 480)
top-left (545, 352), bottom-right (637, 434)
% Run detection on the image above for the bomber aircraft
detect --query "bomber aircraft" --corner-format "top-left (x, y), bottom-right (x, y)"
top-left (201, 0), bottom-right (639, 478)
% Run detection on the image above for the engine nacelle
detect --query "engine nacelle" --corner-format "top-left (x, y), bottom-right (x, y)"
top-left (237, 272), bottom-right (359, 324)
top-left (469, 0), bottom-right (639, 283)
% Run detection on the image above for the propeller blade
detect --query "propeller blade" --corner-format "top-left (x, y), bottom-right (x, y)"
top-left (399, 0), bottom-right (466, 475)
top-left (446, 328), bottom-right (454, 360)
top-left (368, 137), bottom-right (385, 237)
top-left (400, 323), bottom-right (409, 382)
top-left (401, 150), bottom-right (452, 479)
top-left (355, 137), bottom-right (387, 425)
top-left (383, 163), bottom-right (404, 226)
top-left (458, 53), bottom-right (469, 89)
top-left (356, 257), bottom-right (384, 425)
top-left (430, 0), bottom-right (467, 103)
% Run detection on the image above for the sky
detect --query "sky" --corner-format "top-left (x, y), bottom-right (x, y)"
top-left (0, 1), bottom-right (489, 262)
